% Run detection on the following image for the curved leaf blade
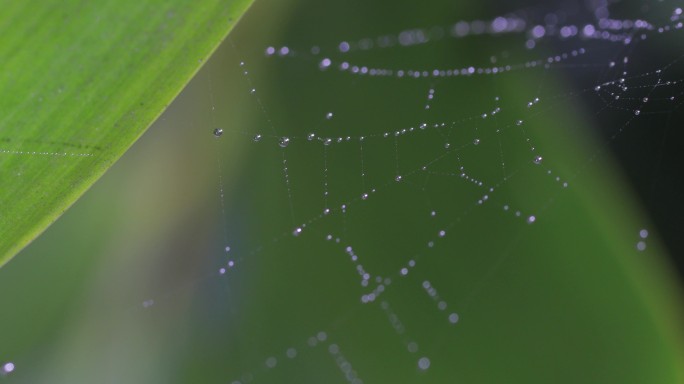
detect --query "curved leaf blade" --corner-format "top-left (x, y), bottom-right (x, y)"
top-left (0, 0), bottom-right (254, 266)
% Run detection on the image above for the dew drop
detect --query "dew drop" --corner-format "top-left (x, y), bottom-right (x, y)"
top-left (473, 138), bottom-right (480, 145)
top-left (515, 120), bottom-right (523, 126)
top-left (418, 357), bottom-right (431, 371)
top-left (636, 241), bottom-right (646, 251)
top-left (213, 128), bottom-right (223, 138)
top-left (326, 112), bottom-right (334, 120)
top-left (253, 134), bottom-right (262, 142)
top-left (642, 97), bottom-right (649, 103)
top-left (533, 155), bottom-right (543, 164)
top-left (293, 227), bottom-right (302, 236)
top-left (319, 58), bottom-right (332, 69)
top-left (317, 331), bottom-right (328, 341)
top-left (444, 143), bottom-right (451, 149)
top-left (2, 362), bottom-right (15, 374)
top-left (634, 109), bottom-right (641, 116)
top-left (307, 133), bottom-right (316, 141)
top-left (265, 357), bottom-right (277, 368)
top-left (395, 175), bottom-right (403, 182)
top-left (361, 193), bottom-right (369, 200)
top-left (448, 313), bottom-right (459, 324)
top-left (279, 137), bottom-right (290, 148)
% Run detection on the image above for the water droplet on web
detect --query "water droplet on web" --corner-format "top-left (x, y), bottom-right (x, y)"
top-left (253, 134), bottom-right (262, 142)
top-left (448, 313), bottom-right (459, 324)
top-left (2, 362), bottom-right (15, 374)
top-left (444, 143), bottom-right (451, 149)
top-left (473, 138), bottom-right (480, 145)
top-left (316, 331), bottom-right (328, 341)
top-left (636, 241), bottom-right (646, 251)
top-left (286, 348), bottom-right (297, 358)
top-left (639, 229), bottom-right (649, 239)
top-left (265, 357), bottom-right (277, 368)
top-left (418, 357), bottom-right (431, 370)
top-left (307, 133), bottom-right (315, 141)
top-left (250, 88), bottom-right (256, 94)
top-left (533, 155), bottom-right (543, 164)
top-left (319, 58), bottom-right (332, 69)
top-left (293, 227), bottom-right (302, 236)
top-left (634, 110), bottom-right (641, 116)
top-left (395, 175), bottom-right (402, 182)
top-left (213, 128), bottom-right (223, 138)
top-left (279, 137), bottom-right (290, 148)
top-left (642, 97), bottom-right (649, 103)
top-left (324, 138), bottom-right (332, 146)
top-left (326, 112), bottom-right (334, 120)
top-left (516, 120), bottom-right (523, 126)
top-left (361, 193), bottom-right (369, 200)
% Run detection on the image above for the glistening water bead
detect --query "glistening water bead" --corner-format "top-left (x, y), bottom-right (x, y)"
top-left (253, 134), bottom-right (262, 142)
top-left (279, 137), bottom-right (290, 148)
top-left (213, 128), bottom-right (223, 138)
top-left (2, 362), bottom-right (15, 374)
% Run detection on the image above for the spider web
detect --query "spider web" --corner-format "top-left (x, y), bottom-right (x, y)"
top-left (2, 0), bottom-right (684, 382)
top-left (192, 0), bottom-right (684, 382)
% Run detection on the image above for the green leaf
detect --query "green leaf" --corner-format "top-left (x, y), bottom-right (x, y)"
top-left (0, 0), bottom-right (254, 266)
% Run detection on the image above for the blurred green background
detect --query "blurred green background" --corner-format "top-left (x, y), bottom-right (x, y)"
top-left (1, 0), bottom-right (684, 383)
